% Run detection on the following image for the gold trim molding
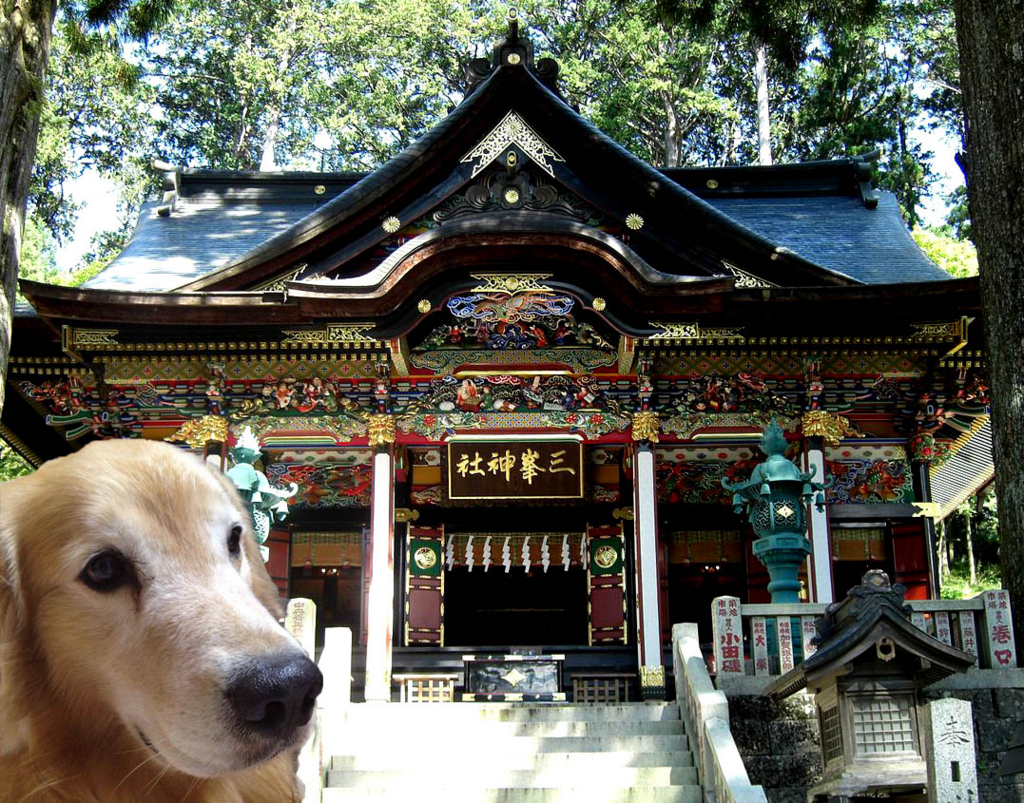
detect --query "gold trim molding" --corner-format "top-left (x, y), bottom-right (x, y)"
top-left (280, 323), bottom-right (379, 345)
top-left (252, 265), bottom-right (306, 292)
top-left (394, 508), bottom-right (421, 523)
top-left (366, 414), bottom-right (396, 447)
top-left (910, 316), bottom-right (971, 357)
top-left (461, 111), bottom-right (565, 178)
top-left (648, 322), bottom-right (745, 341)
top-left (62, 325), bottom-right (119, 351)
top-left (639, 665), bottom-right (666, 688)
top-left (723, 261), bottom-right (775, 288)
top-left (631, 411), bottom-right (660, 443)
top-left (801, 410), bottom-right (855, 446)
top-left (469, 273), bottom-right (553, 296)
top-left (166, 416), bottom-right (229, 448)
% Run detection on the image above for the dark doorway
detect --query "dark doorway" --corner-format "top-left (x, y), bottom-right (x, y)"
top-left (444, 566), bottom-right (588, 647)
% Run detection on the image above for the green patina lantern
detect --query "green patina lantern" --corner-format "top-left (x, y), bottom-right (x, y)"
top-left (225, 426), bottom-right (297, 552)
top-left (722, 419), bottom-right (831, 603)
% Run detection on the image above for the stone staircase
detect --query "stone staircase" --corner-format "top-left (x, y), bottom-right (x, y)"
top-left (322, 702), bottom-right (702, 802)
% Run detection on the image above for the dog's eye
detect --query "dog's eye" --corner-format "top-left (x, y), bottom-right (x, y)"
top-left (227, 524), bottom-right (243, 557)
top-left (81, 551), bottom-right (130, 593)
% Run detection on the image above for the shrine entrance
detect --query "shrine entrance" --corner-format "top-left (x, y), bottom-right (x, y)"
top-left (403, 524), bottom-right (629, 649)
top-left (444, 563), bottom-right (588, 646)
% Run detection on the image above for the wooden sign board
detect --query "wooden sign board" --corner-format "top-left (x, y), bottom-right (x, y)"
top-left (447, 439), bottom-right (584, 500)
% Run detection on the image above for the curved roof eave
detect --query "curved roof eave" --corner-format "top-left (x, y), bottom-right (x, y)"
top-left (296, 213), bottom-right (729, 293)
top-left (178, 63), bottom-right (859, 293)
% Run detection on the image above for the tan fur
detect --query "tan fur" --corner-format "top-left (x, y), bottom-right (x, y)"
top-left (0, 440), bottom-right (309, 802)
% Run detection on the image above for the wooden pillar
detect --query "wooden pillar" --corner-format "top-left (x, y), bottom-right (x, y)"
top-left (633, 443), bottom-right (665, 695)
top-left (804, 439), bottom-right (834, 603)
top-left (364, 448), bottom-right (395, 702)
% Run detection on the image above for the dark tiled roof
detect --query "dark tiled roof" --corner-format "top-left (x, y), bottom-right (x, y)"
top-left (704, 192), bottom-right (951, 284)
top-left (84, 172), bottom-right (363, 292)
top-left (84, 163), bottom-right (949, 292)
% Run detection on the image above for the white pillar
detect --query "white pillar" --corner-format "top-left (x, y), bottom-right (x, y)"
top-left (804, 444), bottom-right (834, 603)
top-left (633, 444), bottom-right (664, 669)
top-left (364, 449), bottom-right (395, 702)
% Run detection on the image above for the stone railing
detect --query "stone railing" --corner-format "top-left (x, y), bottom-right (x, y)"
top-left (672, 623), bottom-right (768, 803)
top-left (317, 626), bottom-right (352, 782)
top-left (711, 589), bottom-right (1018, 678)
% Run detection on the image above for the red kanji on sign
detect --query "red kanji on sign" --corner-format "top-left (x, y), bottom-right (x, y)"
top-left (994, 649), bottom-right (1013, 665)
top-left (992, 624), bottom-right (1012, 644)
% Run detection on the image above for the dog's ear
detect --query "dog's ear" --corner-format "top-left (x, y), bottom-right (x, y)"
top-left (242, 526), bottom-right (286, 621)
top-left (0, 481), bottom-right (30, 751)
top-left (0, 484), bottom-right (22, 647)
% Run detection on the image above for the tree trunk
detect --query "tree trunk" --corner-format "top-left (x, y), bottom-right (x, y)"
top-left (937, 518), bottom-right (949, 580)
top-left (0, 0), bottom-right (58, 416)
top-left (661, 91), bottom-right (680, 167)
top-left (259, 107), bottom-right (281, 171)
top-left (954, 0), bottom-right (1024, 646)
top-left (753, 42), bottom-right (772, 166)
top-left (964, 508), bottom-right (977, 585)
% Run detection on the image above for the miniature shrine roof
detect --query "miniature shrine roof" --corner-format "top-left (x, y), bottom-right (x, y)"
top-left (766, 571), bottom-right (975, 701)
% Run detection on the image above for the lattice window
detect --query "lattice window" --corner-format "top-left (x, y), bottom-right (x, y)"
top-left (852, 695), bottom-right (915, 754)
top-left (573, 674), bottom-right (633, 703)
top-left (821, 706), bottom-right (843, 763)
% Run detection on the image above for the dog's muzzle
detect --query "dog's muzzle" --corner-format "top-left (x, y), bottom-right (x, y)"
top-left (226, 652), bottom-right (323, 739)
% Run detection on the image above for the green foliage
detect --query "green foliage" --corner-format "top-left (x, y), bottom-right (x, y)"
top-left (912, 226), bottom-right (979, 277)
top-left (940, 560), bottom-right (1001, 600)
top-left (32, 0), bottom-right (969, 256)
top-left (0, 442), bottom-right (33, 482)
top-left (30, 16), bottom-right (161, 245)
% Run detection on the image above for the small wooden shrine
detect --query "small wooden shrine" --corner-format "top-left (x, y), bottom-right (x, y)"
top-left (766, 570), bottom-right (975, 801)
top-left (3, 16), bottom-right (991, 700)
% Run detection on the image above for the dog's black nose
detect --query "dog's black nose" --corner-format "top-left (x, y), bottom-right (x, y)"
top-left (227, 653), bottom-right (323, 737)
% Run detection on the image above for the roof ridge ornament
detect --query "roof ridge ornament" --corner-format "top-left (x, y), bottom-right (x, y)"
top-left (464, 9), bottom-right (562, 96)
top-left (460, 111), bottom-right (564, 178)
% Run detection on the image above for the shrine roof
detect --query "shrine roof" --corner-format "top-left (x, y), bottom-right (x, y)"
top-left (82, 172), bottom-right (363, 293)
top-left (82, 163), bottom-right (945, 293)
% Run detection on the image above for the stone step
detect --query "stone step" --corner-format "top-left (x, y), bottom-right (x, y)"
top-left (322, 785), bottom-right (703, 802)
top-left (330, 750), bottom-right (694, 772)
top-left (327, 766), bottom-right (699, 789)
top-left (332, 734), bottom-right (689, 755)
top-left (335, 718), bottom-right (684, 739)
top-left (342, 703), bottom-right (680, 723)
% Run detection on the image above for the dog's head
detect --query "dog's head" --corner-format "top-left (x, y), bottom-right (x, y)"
top-left (0, 439), bottom-right (321, 778)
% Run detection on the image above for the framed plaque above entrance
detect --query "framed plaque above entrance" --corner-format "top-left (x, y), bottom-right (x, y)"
top-left (447, 437), bottom-right (584, 500)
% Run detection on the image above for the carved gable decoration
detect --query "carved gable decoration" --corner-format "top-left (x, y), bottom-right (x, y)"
top-left (461, 111), bottom-right (564, 178)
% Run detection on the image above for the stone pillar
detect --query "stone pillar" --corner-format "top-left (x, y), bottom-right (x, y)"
top-left (804, 440), bottom-right (834, 603)
top-left (285, 597), bottom-right (316, 659)
top-left (924, 697), bottom-right (978, 802)
top-left (633, 443), bottom-right (665, 696)
top-left (364, 448), bottom-right (395, 702)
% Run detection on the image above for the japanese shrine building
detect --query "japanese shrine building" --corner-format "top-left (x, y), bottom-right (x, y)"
top-left (4, 21), bottom-right (991, 700)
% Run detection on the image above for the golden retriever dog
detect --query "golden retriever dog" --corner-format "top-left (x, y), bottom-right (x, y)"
top-left (0, 439), bottom-right (322, 801)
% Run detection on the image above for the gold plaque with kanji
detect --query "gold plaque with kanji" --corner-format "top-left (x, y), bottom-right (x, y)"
top-left (447, 439), bottom-right (584, 500)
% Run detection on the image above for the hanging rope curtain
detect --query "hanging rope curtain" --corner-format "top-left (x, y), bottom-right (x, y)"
top-left (444, 533), bottom-right (586, 571)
